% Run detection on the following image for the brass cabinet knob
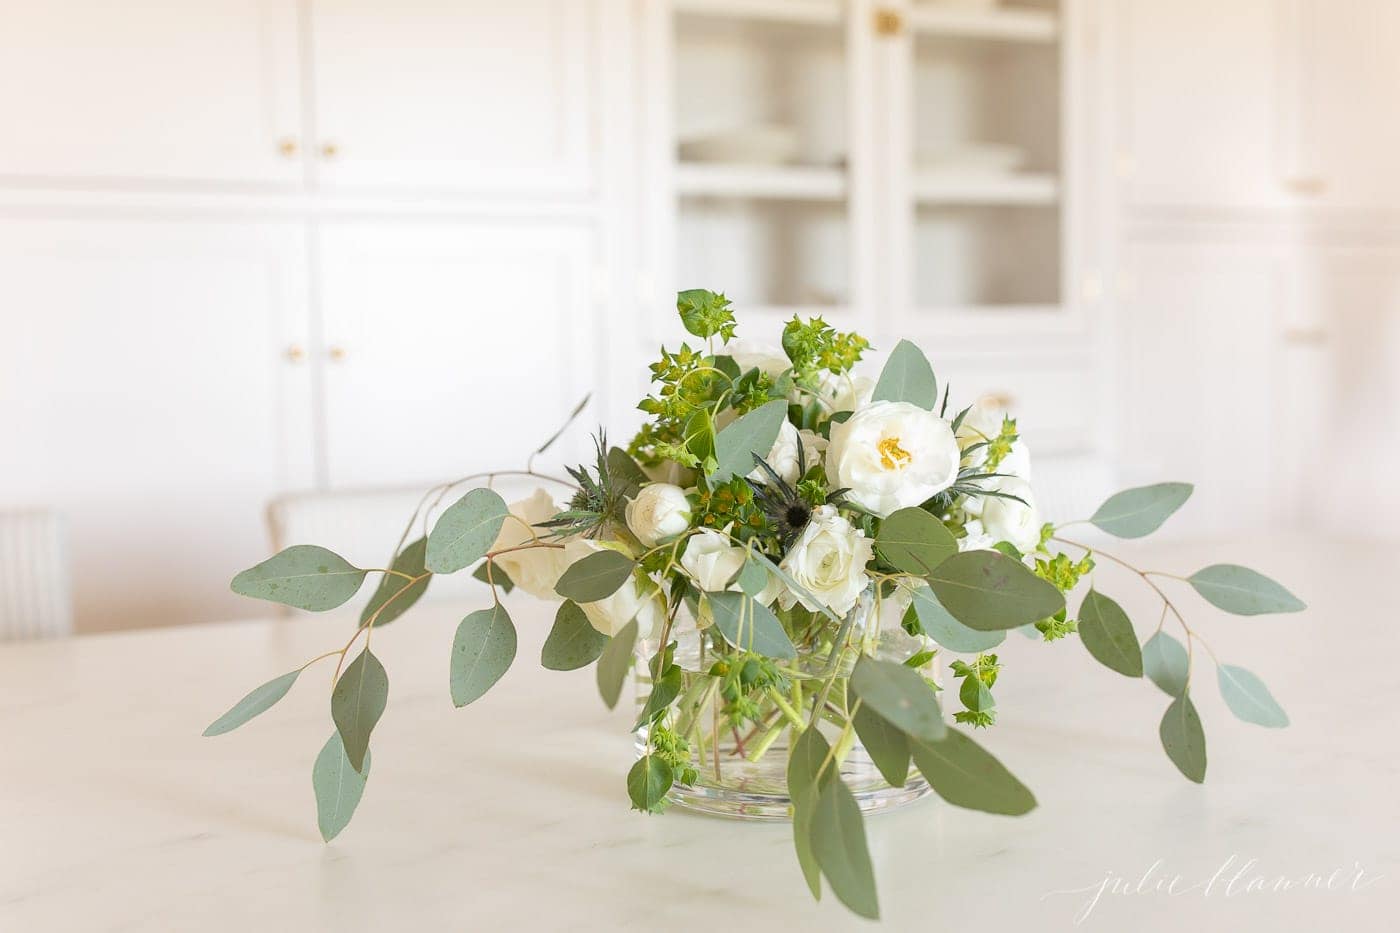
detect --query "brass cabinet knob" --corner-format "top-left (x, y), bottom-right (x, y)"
top-left (278, 137), bottom-right (299, 158)
top-left (1284, 176), bottom-right (1326, 196)
top-left (320, 141), bottom-right (340, 160)
top-left (284, 344), bottom-right (306, 363)
top-left (328, 345), bottom-right (348, 362)
top-left (874, 8), bottom-right (903, 36)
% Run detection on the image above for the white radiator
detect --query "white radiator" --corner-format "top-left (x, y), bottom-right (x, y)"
top-left (0, 511), bottom-right (73, 640)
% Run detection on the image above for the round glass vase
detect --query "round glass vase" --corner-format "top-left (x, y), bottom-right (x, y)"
top-left (633, 587), bottom-right (937, 820)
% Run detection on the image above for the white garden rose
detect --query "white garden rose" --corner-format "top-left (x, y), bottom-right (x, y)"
top-left (956, 396), bottom-right (1031, 480)
top-left (779, 505), bottom-right (874, 616)
top-left (562, 539), bottom-right (666, 637)
top-left (747, 421), bottom-right (828, 486)
top-left (815, 370), bottom-right (874, 414)
top-left (727, 339), bottom-right (791, 378)
top-left (681, 528), bottom-right (783, 615)
top-left (625, 482), bottom-right (691, 547)
top-left (976, 477), bottom-right (1042, 553)
top-left (489, 488), bottom-right (570, 601)
top-left (825, 401), bottom-right (961, 518)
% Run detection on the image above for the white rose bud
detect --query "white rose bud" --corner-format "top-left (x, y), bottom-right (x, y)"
top-left (825, 400), bottom-right (961, 518)
top-left (489, 488), bottom-right (570, 601)
top-left (779, 505), bottom-right (874, 616)
top-left (625, 483), bottom-right (691, 547)
top-left (815, 370), bottom-right (874, 414)
top-left (977, 477), bottom-right (1042, 553)
top-left (747, 421), bottom-right (828, 486)
top-left (681, 528), bottom-right (783, 609)
top-left (563, 539), bottom-right (666, 637)
top-left (726, 339), bottom-right (791, 378)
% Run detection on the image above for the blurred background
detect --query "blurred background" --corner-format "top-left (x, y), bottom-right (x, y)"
top-left (1, 0), bottom-right (1396, 637)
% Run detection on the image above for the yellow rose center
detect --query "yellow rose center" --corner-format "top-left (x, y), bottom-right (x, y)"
top-left (877, 436), bottom-right (913, 471)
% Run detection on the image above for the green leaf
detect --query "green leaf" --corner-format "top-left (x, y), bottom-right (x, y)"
top-left (1159, 692), bottom-right (1207, 782)
top-left (811, 779), bottom-right (880, 919)
top-left (1217, 664), bottom-right (1289, 728)
top-left (875, 508), bottom-right (958, 576)
top-left (425, 487), bottom-right (510, 574)
top-left (230, 544), bottom-right (366, 611)
top-left (788, 727), bottom-right (833, 900)
top-left (705, 591), bottom-right (797, 659)
top-left (849, 655), bottom-right (946, 742)
top-left (633, 667), bottom-right (684, 731)
top-left (851, 703), bottom-right (910, 787)
top-left (676, 288), bottom-right (735, 341)
top-left (607, 446), bottom-right (649, 500)
top-left (540, 601), bottom-right (609, 671)
top-left (871, 338), bottom-right (937, 409)
top-left (927, 550), bottom-right (1065, 632)
top-left (203, 670), bottom-right (300, 737)
top-left (471, 560), bottom-right (514, 593)
top-left (450, 604), bottom-right (517, 707)
top-left (1078, 590), bottom-right (1143, 677)
top-left (734, 557), bottom-right (769, 597)
top-left (596, 618), bottom-right (639, 710)
top-left (555, 549), bottom-right (636, 602)
top-left (360, 536), bottom-right (430, 627)
top-left (1089, 482), bottom-right (1194, 538)
top-left (1188, 565), bottom-right (1306, 615)
top-left (331, 649), bottom-right (388, 773)
top-left (709, 399), bottom-right (787, 484)
top-left (911, 585), bottom-right (1005, 653)
top-left (627, 754), bottom-right (674, 813)
top-left (909, 728), bottom-right (1037, 815)
top-left (958, 675), bottom-right (995, 713)
top-left (1142, 631), bottom-right (1189, 697)
top-left (312, 732), bottom-right (369, 842)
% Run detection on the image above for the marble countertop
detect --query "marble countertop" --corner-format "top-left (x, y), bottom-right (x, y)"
top-left (1, 536), bottom-right (1395, 931)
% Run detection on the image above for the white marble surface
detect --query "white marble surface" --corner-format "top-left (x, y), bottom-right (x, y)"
top-left (1, 537), bottom-right (1396, 931)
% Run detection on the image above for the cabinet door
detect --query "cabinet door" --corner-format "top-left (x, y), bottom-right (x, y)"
top-left (0, 1), bottom-right (302, 186)
top-left (0, 220), bottom-right (315, 632)
top-left (308, 0), bottom-right (595, 194)
top-left (1115, 0), bottom-right (1287, 208)
top-left (317, 221), bottom-right (599, 487)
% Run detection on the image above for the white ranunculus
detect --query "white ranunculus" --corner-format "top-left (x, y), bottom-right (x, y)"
top-left (681, 528), bottom-right (783, 606)
top-left (726, 339), bottom-right (791, 378)
top-left (815, 370), bottom-right (875, 414)
top-left (976, 477), bottom-right (1042, 553)
top-left (747, 421), bottom-right (828, 486)
top-left (562, 539), bottom-right (666, 637)
top-left (825, 401), bottom-right (961, 518)
top-left (489, 488), bottom-right (570, 601)
top-left (779, 505), bottom-right (874, 616)
top-left (625, 483), bottom-right (691, 547)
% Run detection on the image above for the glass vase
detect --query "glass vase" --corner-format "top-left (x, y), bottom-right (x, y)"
top-left (634, 587), bottom-right (937, 820)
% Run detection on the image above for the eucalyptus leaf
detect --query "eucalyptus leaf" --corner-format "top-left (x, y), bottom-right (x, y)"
top-left (360, 536), bottom-right (430, 627)
top-left (1217, 664), bottom-right (1289, 728)
top-left (203, 670), bottom-right (300, 737)
top-left (788, 727), bottom-right (833, 900)
top-left (540, 601), bottom-right (609, 671)
top-left (927, 550), bottom-right (1065, 631)
top-left (425, 488), bottom-right (510, 575)
top-left (471, 560), bottom-right (514, 593)
top-left (555, 549), bottom-right (636, 602)
top-left (230, 545), bottom-right (366, 612)
top-left (709, 399), bottom-right (787, 483)
top-left (734, 558), bottom-right (769, 597)
top-left (849, 655), bottom-right (946, 742)
top-left (811, 779), bottom-right (880, 920)
top-left (312, 732), bottom-right (369, 842)
top-left (596, 618), bottom-right (639, 710)
top-left (627, 754), bottom-right (673, 813)
top-left (607, 446), bottom-right (649, 501)
top-left (1078, 590), bottom-right (1143, 677)
top-left (1159, 692), bottom-right (1207, 783)
top-left (450, 604), bottom-right (517, 707)
top-left (871, 338), bottom-right (937, 410)
top-left (911, 585), bottom-right (1005, 653)
top-left (909, 728), bottom-right (1036, 815)
top-left (331, 649), bottom-right (388, 774)
top-left (1188, 565), bottom-right (1306, 615)
top-left (1142, 631), bottom-right (1190, 697)
top-left (875, 508), bottom-right (958, 576)
top-left (851, 703), bottom-right (911, 787)
top-left (705, 591), bottom-right (797, 659)
top-left (1089, 483), bottom-right (1194, 538)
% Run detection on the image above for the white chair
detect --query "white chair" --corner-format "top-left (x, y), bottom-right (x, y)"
top-left (0, 510), bottom-right (73, 640)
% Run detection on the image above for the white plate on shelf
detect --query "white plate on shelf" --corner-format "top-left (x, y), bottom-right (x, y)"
top-left (678, 124), bottom-right (802, 165)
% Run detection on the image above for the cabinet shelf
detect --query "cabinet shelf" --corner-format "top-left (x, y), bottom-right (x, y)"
top-left (913, 171), bottom-right (1058, 205)
top-left (673, 0), bottom-right (841, 27)
top-left (676, 162), bottom-right (847, 200)
top-left (909, 6), bottom-right (1058, 43)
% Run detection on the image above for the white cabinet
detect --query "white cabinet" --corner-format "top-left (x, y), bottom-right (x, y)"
top-left (0, 0), bottom-right (302, 186)
top-left (317, 221), bottom-right (599, 487)
top-left (307, 0), bottom-right (597, 194)
top-left (0, 219), bottom-right (315, 632)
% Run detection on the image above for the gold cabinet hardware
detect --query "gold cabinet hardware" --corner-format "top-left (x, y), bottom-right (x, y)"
top-left (874, 8), bottom-right (903, 36)
top-left (277, 137), bottom-right (299, 158)
top-left (284, 344), bottom-right (306, 363)
top-left (320, 142), bottom-right (340, 160)
top-left (1284, 176), bottom-right (1326, 196)
top-left (1283, 328), bottom-right (1327, 346)
top-left (328, 345), bottom-right (348, 362)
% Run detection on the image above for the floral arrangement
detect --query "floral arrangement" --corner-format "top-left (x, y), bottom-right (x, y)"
top-left (209, 291), bottom-right (1304, 919)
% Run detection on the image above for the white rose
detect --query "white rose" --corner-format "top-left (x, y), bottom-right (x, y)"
top-left (779, 505), bottom-right (874, 616)
top-left (747, 421), bottom-right (828, 486)
top-left (957, 520), bottom-right (997, 553)
top-left (489, 488), bottom-right (570, 601)
top-left (815, 370), bottom-right (874, 413)
top-left (976, 477), bottom-right (1042, 553)
top-left (825, 401), bottom-right (961, 518)
top-left (727, 339), bottom-right (791, 378)
top-left (681, 528), bottom-right (783, 608)
top-left (562, 539), bottom-right (666, 637)
top-left (956, 397), bottom-right (1031, 481)
top-left (625, 483), bottom-right (691, 547)
top-left (962, 441), bottom-right (1033, 519)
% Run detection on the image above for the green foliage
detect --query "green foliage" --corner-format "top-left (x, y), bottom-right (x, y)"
top-left (910, 585), bottom-right (1005, 653)
top-left (332, 649), bottom-right (388, 773)
top-left (693, 477), bottom-right (766, 539)
top-left (927, 550), bottom-right (1066, 632)
top-left (1090, 482), bottom-right (1194, 538)
top-left (811, 779), bottom-right (880, 920)
top-left (788, 727), bottom-right (834, 899)
top-left (554, 549), bottom-right (636, 602)
top-left (1142, 631), bottom-right (1190, 697)
top-left (849, 655), bottom-right (946, 742)
top-left (851, 702), bottom-right (911, 786)
top-left (709, 398), bottom-right (788, 484)
top-left (648, 722), bottom-right (698, 786)
top-left (1217, 664), bottom-right (1289, 728)
top-left (1078, 590), bottom-right (1143, 677)
top-left (706, 591), bottom-right (798, 659)
top-left (450, 604), bottom-right (517, 707)
top-left (540, 601), bottom-right (609, 671)
top-left (627, 754), bottom-right (674, 814)
top-left (203, 670), bottom-right (300, 737)
top-left (781, 315), bottom-right (869, 380)
top-left (910, 728), bottom-right (1036, 815)
top-left (677, 288), bottom-right (737, 341)
top-left (874, 507), bottom-right (958, 576)
top-left (361, 536), bottom-right (430, 626)
top-left (951, 653), bottom-right (1001, 728)
top-left (471, 559), bottom-right (514, 593)
top-left (1034, 611), bottom-right (1079, 641)
top-left (595, 618), bottom-right (639, 710)
top-left (1159, 692), bottom-right (1207, 783)
top-left (541, 433), bottom-right (636, 539)
top-left (871, 338), bottom-right (937, 409)
top-left (231, 544), bottom-right (366, 612)
top-left (312, 732), bottom-right (369, 842)
top-left (1188, 564), bottom-right (1306, 615)
top-left (981, 416), bottom-right (1020, 473)
top-left (425, 488), bottom-right (509, 574)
